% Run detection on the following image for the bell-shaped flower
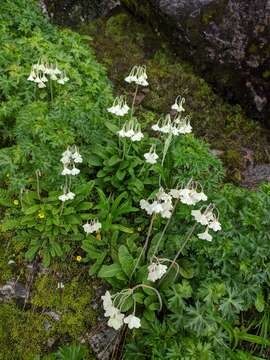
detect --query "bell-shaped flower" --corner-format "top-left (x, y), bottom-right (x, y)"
top-left (125, 65), bottom-right (148, 86)
top-left (208, 218), bottom-right (221, 232)
top-left (197, 227), bottom-right (212, 241)
top-left (108, 96), bottom-right (129, 116)
top-left (61, 167), bottom-right (71, 176)
top-left (83, 219), bottom-right (102, 234)
top-left (171, 95), bottom-right (185, 113)
top-left (191, 209), bottom-right (209, 225)
top-left (144, 145), bottom-right (159, 164)
top-left (124, 315), bottom-right (141, 329)
top-left (107, 310), bottom-right (125, 330)
top-left (70, 166), bottom-right (80, 176)
top-left (147, 262), bottom-right (167, 282)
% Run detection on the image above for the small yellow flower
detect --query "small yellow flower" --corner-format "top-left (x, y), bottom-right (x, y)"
top-left (96, 232), bottom-right (101, 240)
top-left (38, 211), bottom-right (45, 219)
top-left (76, 255), bottom-right (82, 262)
top-left (13, 199), bottom-right (19, 206)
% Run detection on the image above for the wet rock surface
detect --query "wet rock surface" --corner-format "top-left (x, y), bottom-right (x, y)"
top-left (121, 0), bottom-right (270, 126)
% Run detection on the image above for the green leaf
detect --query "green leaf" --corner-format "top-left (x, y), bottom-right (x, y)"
top-left (89, 253), bottom-right (106, 275)
top-left (98, 263), bottom-right (122, 278)
top-left (118, 245), bottom-right (135, 277)
top-left (76, 202), bottom-right (92, 211)
top-left (104, 121), bottom-right (119, 134)
top-left (111, 224), bottom-right (134, 233)
top-left (24, 204), bottom-right (40, 215)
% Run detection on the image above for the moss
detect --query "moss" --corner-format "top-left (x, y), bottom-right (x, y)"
top-left (31, 270), bottom-right (97, 340)
top-left (0, 303), bottom-right (49, 359)
top-left (82, 9), bottom-right (270, 182)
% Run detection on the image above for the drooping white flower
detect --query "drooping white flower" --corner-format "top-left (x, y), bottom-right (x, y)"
top-left (147, 262), bottom-right (167, 282)
top-left (101, 291), bottom-right (113, 310)
top-left (208, 218), bottom-right (221, 232)
top-left (140, 188), bottom-right (173, 219)
top-left (58, 191), bottom-right (75, 202)
top-left (125, 65), bottom-right (148, 86)
top-left (191, 209), bottom-right (209, 225)
top-left (144, 145), bottom-right (159, 164)
top-left (170, 182), bottom-right (207, 206)
top-left (61, 167), bottom-right (71, 176)
top-left (108, 96), bottom-right (130, 116)
top-left (27, 61), bottom-right (68, 88)
top-left (117, 118), bottom-right (144, 142)
top-left (124, 315), bottom-right (141, 329)
top-left (107, 310), bottom-right (125, 330)
top-left (197, 228), bottom-right (213, 241)
top-left (131, 131), bottom-right (144, 142)
top-left (83, 219), bottom-right (102, 234)
top-left (70, 166), bottom-right (80, 176)
top-left (171, 95), bottom-right (185, 113)
top-left (72, 151), bottom-right (83, 163)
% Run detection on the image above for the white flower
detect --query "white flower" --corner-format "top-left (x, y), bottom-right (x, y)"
top-left (117, 119), bottom-right (144, 142)
top-left (197, 228), bottom-right (212, 241)
top-left (208, 218), bottom-right (221, 232)
top-left (147, 262), bottom-right (167, 282)
top-left (108, 96), bottom-right (130, 116)
top-left (152, 123), bottom-right (161, 132)
top-left (27, 70), bottom-right (36, 82)
top-left (131, 131), bottom-right (144, 142)
top-left (191, 209), bottom-right (209, 225)
top-left (107, 310), bottom-right (125, 330)
top-left (171, 95), bottom-right (185, 113)
top-left (124, 65), bottom-right (148, 86)
top-left (101, 291), bottom-right (113, 310)
top-left (57, 78), bottom-right (65, 85)
top-left (72, 152), bottom-right (83, 163)
top-left (57, 282), bottom-right (64, 289)
top-left (124, 315), bottom-right (141, 329)
top-left (140, 188), bottom-right (173, 218)
top-left (125, 129), bottom-right (135, 138)
top-left (38, 81), bottom-right (46, 88)
top-left (66, 191), bottom-right (75, 200)
top-left (144, 147), bottom-right (159, 164)
top-left (61, 167), bottom-right (71, 176)
top-left (70, 167), bottom-right (80, 176)
top-left (59, 194), bottom-right (68, 202)
top-left (58, 191), bottom-right (75, 202)
top-left (83, 220), bottom-right (102, 234)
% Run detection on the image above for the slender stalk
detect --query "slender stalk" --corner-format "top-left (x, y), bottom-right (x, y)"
top-left (35, 169), bottom-right (41, 200)
top-left (164, 223), bottom-right (197, 279)
top-left (130, 215), bottom-right (155, 281)
top-left (50, 78), bottom-right (53, 102)
top-left (130, 84), bottom-right (139, 119)
top-left (150, 200), bottom-right (179, 261)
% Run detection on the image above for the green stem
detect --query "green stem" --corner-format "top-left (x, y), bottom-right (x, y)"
top-left (130, 215), bottom-right (155, 281)
top-left (164, 223), bottom-right (197, 279)
top-left (150, 200), bottom-right (179, 261)
top-left (130, 84), bottom-right (139, 119)
top-left (50, 79), bottom-right (53, 102)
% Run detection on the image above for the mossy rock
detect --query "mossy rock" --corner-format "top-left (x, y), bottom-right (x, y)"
top-left (82, 10), bottom-right (270, 182)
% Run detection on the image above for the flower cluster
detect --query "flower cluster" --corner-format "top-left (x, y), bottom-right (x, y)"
top-left (169, 181), bottom-right (207, 206)
top-left (125, 65), bottom-right (148, 86)
top-left (101, 291), bottom-right (141, 330)
top-left (83, 219), bottom-right (102, 234)
top-left (140, 187), bottom-right (173, 219)
top-left (58, 146), bottom-right (82, 202)
top-left (117, 118), bottom-right (144, 142)
top-left (171, 95), bottom-right (185, 113)
top-left (107, 96), bottom-right (129, 116)
top-left (60, 146), bottom-right (82, 176)
top-left (192, 206), bottom-right (221, 241)
top-left (27, 60), bottom-right (69, 88)
top-left (152, 113), bottom-right (192, 136)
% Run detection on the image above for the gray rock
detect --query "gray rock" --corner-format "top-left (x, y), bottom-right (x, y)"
top-left (121, 0), bottom-right (270, 125)
top-left (0, 280), bottom-right (27, 303)
top-left (43, 0), bottom-right (120, 27)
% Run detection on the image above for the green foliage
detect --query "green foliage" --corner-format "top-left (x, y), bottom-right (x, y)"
top-left (0, 0), bottom-right (112, 191)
